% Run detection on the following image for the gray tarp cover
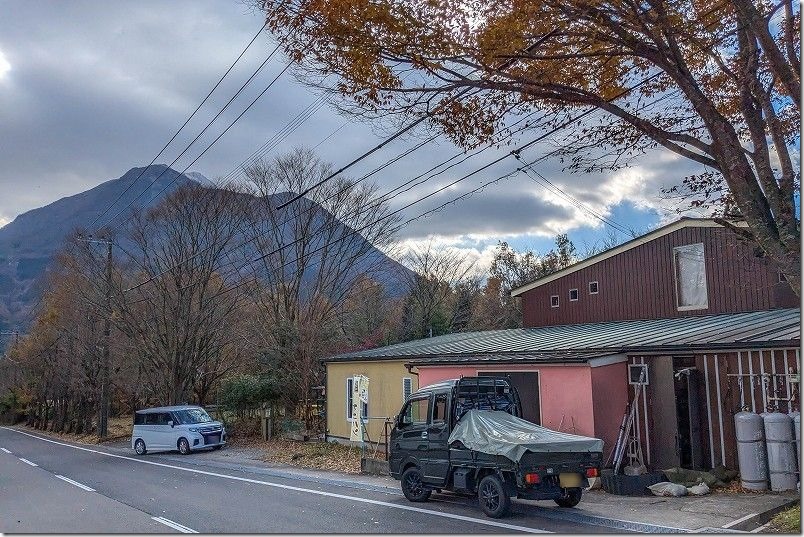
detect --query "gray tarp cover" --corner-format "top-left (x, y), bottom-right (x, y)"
top-left (447, 410), bottom-right (604, 462)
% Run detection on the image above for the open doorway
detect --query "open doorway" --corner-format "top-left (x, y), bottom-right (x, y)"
top-left (673, 356), bottom-right (705, 469)
top-left (478, 371), bottom-right (541, 424)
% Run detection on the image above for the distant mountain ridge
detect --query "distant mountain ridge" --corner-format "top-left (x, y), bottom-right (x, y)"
top-left (0, 165), bottom-right (409, 334)
top-left (0, 165), bottom-right (200, 332)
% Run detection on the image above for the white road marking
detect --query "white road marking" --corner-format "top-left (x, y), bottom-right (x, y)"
top-left (55, 474), bottom-right (96, 492)
top-left (722, 512), bottom-right (758, 529)
top-left (18, 457), bottom-right (38, 467)
top-left (1, 427), bottom-right (550, 534)
top-left (0, 447), bottom-right (11, 453)
top-left (152, 516), bottom-right (198, 533)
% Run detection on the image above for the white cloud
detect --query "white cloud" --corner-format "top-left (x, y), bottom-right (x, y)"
top-left (0, 49), bottom-right (10, 79)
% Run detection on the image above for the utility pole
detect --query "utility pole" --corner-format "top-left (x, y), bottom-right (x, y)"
top-left (77, 234), bottom-right (113, 439)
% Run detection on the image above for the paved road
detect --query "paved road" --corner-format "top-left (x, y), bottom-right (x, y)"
top-left (0, 427), bottom-right (621, 533)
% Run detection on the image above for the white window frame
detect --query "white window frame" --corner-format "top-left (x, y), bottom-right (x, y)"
top-left (346, 377), bottom-right (368, 423)
top-left (569, 288), bottom-right (579, 301)
top-left (550, 295), bottom-right (560, 308)
top-left (589, 281), bottom-right (599, 294)
top-left (628, 363), bottom-right (649, 385)
top-left (673, 243), bottom-right (709, 311)
top-left (402, 377), bottom-right (413, 403)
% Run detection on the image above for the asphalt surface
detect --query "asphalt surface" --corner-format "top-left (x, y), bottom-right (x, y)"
top-left (0, 427), bottom-right (623, 533)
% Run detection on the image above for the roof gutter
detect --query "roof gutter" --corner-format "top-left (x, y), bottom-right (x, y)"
top-left (404, 363), bottom-right (419, 376)
top-left (366, 340), bottom-right (802, 367)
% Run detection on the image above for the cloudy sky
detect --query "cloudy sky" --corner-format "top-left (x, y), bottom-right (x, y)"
top-left (0, 1), bottom-right (708, 267)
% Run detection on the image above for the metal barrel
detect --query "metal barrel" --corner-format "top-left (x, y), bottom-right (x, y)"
top-left (734, 411), bottom-right (768, 490)
top-left (790, 411), bottom-right (800, 471)
top-left (762, 412), bottom-right (797, 491)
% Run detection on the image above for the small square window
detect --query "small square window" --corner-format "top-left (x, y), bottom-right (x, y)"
top-left (550, 295), bottom-right (559, 308)
top-left (589, 281), bottom-right (599, 294)
top-left (569, 289), bottom-right (579, 301)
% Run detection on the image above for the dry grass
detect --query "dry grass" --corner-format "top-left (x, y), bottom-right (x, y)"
top-left (21, 416), bottom-right (132, 445)
top-left (767, 505), bottom-right (800, 533)
top-left (230, 436), bottom-right (363, 474)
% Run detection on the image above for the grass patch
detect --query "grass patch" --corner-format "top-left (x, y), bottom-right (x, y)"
top-left (768, 505), bottom-right (800, 533)
top-left (22, 416), bottom-right (132, 445)
top-left (231, 437), bottom-right (363, 474)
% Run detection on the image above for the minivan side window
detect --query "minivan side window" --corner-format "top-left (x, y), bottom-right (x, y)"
top-left (134, 413), bottom-right (145, 425)
top-left (143, 412), bottom-right (171, 425)
top-left (401, 397), bottom-right (429, 427)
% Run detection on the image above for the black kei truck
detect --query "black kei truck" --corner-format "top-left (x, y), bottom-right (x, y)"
top-left (388, 377), bottom-right (603, 518)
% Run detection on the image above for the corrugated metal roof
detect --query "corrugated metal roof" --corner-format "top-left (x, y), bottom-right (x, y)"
top-left (325, 308), bottom-right (800, 363)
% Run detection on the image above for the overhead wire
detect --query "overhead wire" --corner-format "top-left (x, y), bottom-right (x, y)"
top-left (96, 34), bottom-right (291, 232)
top-left (87, 22), bottom-right (268, 231)
top-left (125, 3), bottom-right (727, 302)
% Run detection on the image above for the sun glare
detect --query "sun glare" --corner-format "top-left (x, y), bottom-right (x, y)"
top-left (0, 49), bottom-right (11, 79)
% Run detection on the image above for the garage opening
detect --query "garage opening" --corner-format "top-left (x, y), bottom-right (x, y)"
top-left (479, 371), bottom-right (541, 425)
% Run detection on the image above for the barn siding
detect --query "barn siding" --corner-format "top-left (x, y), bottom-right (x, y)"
top-left (626, 350), bottom-right (799, 472)
top-left (522, 226), bottom-right (797, 327)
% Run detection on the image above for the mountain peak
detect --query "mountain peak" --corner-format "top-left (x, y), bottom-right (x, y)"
top-left (184, 171), bottom-right (214, 187)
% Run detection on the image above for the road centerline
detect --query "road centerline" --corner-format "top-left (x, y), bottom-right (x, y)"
top-left (1, 427), bottom-right (551, 534)
top-left (18, 457), bottom-right (38, 467)
top-left (0, 447), bottom-right (11, 453)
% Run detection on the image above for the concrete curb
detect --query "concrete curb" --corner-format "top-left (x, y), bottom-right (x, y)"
top-left (520, 505), bottom-right (690, 533)
top-left (721, 496), bottom-right (801, 532)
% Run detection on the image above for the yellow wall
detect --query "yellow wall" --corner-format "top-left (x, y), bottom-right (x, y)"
top-left (326, 360), bottom-right (418, 443)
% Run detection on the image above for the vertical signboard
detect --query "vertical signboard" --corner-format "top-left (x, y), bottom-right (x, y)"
top-left (350, 375), bottom-right (369, 442)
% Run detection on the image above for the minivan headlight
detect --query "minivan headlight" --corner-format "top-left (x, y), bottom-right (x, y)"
top-left (189, 427), bottom-right (199, 432)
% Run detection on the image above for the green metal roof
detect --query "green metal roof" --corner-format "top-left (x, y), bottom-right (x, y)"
top-left (325, 308), bottom-right (801, 364)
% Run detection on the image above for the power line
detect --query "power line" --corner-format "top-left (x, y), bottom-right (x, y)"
top-left (96, 38), bottom-right (288, 232)
top-left (217, 93), bottom-right (328, 185)
top-left (88, 23), bottom-right (267, 231)
top-left (126, 107), bottom-right (545, 293)
top-left (123, 9), bottom-right (709, 296)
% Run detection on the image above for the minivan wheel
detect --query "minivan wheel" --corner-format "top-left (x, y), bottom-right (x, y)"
top-left (134, 439), bottom-right (147, 455)
top-left (478, 474), bottom-right (511, 518)
top-left (401, 467), bottom-right (431, 502)
top-left (554, 487), bottom-right (582, 508)
top-left (178, 437), bottom-right (191, 455)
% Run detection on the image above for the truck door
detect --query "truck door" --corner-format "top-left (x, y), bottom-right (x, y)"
top-left (394, 395), bottom-right (430, 470)
top-left (423, 391), bottom-right (450, 485)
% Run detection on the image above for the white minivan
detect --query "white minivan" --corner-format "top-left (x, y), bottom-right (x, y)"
top-left (131, 405), bottom-right (226, 455)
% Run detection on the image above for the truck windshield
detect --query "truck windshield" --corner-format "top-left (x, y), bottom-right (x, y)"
top-left (173, 408), bottom-right (213, 424)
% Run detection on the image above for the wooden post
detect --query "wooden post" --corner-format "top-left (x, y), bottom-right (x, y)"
top-left (261, 404), bottom-right (267, 441)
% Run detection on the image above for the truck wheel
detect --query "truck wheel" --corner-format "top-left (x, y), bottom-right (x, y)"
top-left (554, 487), bottom-right (583, 508)
top-left (478, 474), bottom-right (511, 518)
top-left (401, 467), bottom-right (431, 502)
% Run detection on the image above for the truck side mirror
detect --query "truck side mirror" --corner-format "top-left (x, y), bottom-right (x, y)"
top-left (168, 420), bottom-right (174, 428)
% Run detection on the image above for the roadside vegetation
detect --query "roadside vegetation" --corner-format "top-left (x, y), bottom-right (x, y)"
top-left (0, 158), bottom-right (579, 440)
top-left (767, 505), bottom-right (801, 533)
